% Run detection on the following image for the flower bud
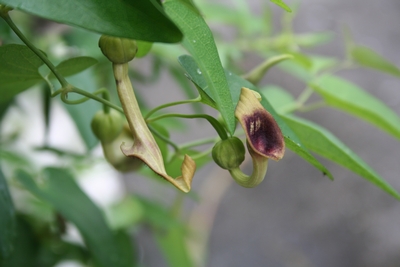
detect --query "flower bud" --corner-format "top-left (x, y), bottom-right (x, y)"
top-left (98, 35), bottom-right (138, 64)
top-left (212, 137), bottom-right (245, 170)
top-left (91, 109), bottom-right (124, 143)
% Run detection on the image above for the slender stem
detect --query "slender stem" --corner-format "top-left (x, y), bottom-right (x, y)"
top-left (1, 12), bottom-right (68, 87)
top-left (179, 136), bottom-right (219, 150)
top-left (147, 113), bottom-right (228, 140)
top-left (148, 125), bottom-right (179, 152)
top-left (144, 96), bottom-right (201, 119)
top-left (60, 86), bottom-right (123, 113)
top-left (298, 101), bottom-right (327, 112)
top-left (297, 87), bottom-right (314, 105)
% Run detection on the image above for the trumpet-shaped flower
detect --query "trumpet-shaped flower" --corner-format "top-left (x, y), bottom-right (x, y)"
top-left (229, 87), bottom-right (285, 187)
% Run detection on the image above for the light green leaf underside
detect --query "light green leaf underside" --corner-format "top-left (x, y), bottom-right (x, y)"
top-left (311, 75), bottom-right (400, 140)
top-left (164, 0), bottom-right (236, 134)
top-left (351, 45), bottom-right (400, 77)
top-left (49, 56), bottom-right (98, 79)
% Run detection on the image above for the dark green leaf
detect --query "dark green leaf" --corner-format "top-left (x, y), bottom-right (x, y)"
top-left (0, 216), bottom-right (37, 267)
top-left (0, 44), bottom-right (44, 103)
top-left (311, 75), bottom-right (400, 140)
top-left (0, 0), bottom-right (182, 43)
top-left (351, 45), bottom-right (400, 77)
top-left (165, 1), bottom-right (236, 134)
top-left (270, 0), bottom-right (292, 12)
top-left (283, 115), bottom-right (400, 201)
top-left (48, 56), bottom-right (98, 79)
top-left (15, 168), bottom-right (135, 267)
top-left (0, 168), bottom-right (16, 259)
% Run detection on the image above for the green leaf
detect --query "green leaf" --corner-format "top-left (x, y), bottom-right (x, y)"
top-left (0, 44), bottom-right (44, 103)
top-left (0, 0), bottom-right (182, 43)
top-left (179, 54), bottom-right (332, 178)
top-left (15, 168), bottom-right (135, 267)
top-left (294, 32), bottom-right (333, 48)
top-left (0, 216), bottom-right (37, 267)
top-left (135, 41), bottom-right (153, 58)
top-left (351, 45), bottom-right (400, 77)
top-left (260, 85), bottom-right (295, 113)
top-left (270, 0), bottom-right (292, 12)
top-left (0, 168), bottom-right (16, 259)
top-left (48, 56), bottom-right (98, 79)
top-left (164, 1), bottom-right (236, 134)
top-left (283, 115), bottom-right (400, 201)
top-left (155, 226), bottom-right (193, 267)
top-left (311, 75), bottom-right (400, 140)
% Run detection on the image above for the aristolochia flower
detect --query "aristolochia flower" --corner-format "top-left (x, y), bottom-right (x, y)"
top-left (99, 35), bottom-right (196, 193)
top-left (229, 87), bottom-right (285, 187)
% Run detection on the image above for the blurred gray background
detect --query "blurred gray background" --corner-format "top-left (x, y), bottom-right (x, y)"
top-left (133, 0), bottom-right (400, 266)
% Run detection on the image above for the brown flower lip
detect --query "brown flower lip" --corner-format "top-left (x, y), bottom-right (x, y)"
top-left (235, 87), bottom-right (285, 161)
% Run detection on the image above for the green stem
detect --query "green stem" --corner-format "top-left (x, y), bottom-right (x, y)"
top-left (60, 86), bottom-right (123, 113)
top-left (1, 12), bottom-right (68, 87)
top-left (147, 113), bottom-right (228, 140)
top-left (298, 101), bottom-right (326, 112)
top-left (297, 87), bottom-right (314, 105)
top-left (179, 136), bottom-right (219, 150)
top-left (148, 125), bottom-right (179, 152)
top-left (144, 96), bottom-right (201, 119)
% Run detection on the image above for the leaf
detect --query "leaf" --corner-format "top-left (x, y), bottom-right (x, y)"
top-left (270, 0), bottom-right (292, 12)
top-left (164, 1), bottom-right (236, 135)
top-left (311, 75), bottom-right (400, 140)
top-left (351, 45), bottom-right (400, 77)
top-left (283, 115), bottom-right (400, 201)
top-left (294, 32), bottom-right (333, 48)
top-left (155, 226), bottom-right (193, 267)
top-left (135, 41), bottom-right (153, 58)
top-left (0, 168), bottom-right (16, 259)
top-left (15, 168), bottom-right (135, 267)
top-left (260, 85), bottom-right (295, 113)
top-left (0, 216), bottom-right (37, 267)
top-left (179, 54), bottom-right (332, 178)
top-left (0, 0), bottom-right (182, 43)
top-left (0, 44), bottom-right (44, 103)
top-left (48, 56), bottom-right (98, 79)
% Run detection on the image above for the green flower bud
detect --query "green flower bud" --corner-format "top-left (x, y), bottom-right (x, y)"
top-left (98, 35), bottom-right (138, 64)
top-left (212, 137), bottom-right (245, 170)
top-left (91, 109), bottom-right (124, 143)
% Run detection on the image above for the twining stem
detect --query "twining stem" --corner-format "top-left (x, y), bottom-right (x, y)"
top-left (147, 113), bottom-right (228, 140)
top-left (0, 11), bottom-right (68, 87)
top-left (59, 87), bottom-right (123, 114)
top-left (145, 96), bottom-right (201, 119)
top-left (179, 136), bottom-right (219, 150)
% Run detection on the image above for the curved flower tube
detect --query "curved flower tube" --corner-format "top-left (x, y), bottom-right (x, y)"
top-left (114, 63), bottom-right (196, 193)
top-left (230, 87), bottom-right (285, 187)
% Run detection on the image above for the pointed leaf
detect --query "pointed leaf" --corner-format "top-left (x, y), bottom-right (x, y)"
top-left (283, 115), bottom-right (400, 201)
top-left (165, 1), bottom-right (236, 134)
top-left (270, 0), bottom-right (292, 12)
top-left (0, 0), bottom-right (182, 43)
top-left (311, 75), bottom-right (400, 140)
top-left (351, 45), bottom-right (400, 77)
top-left (15, 168), bottom-right (135, 267)
top-left (0, 44), bottom-right (44, 103)
top-left (0, 168), bottom-right (16, 259)
top-left (48, 56), bottom-right (98, 79)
